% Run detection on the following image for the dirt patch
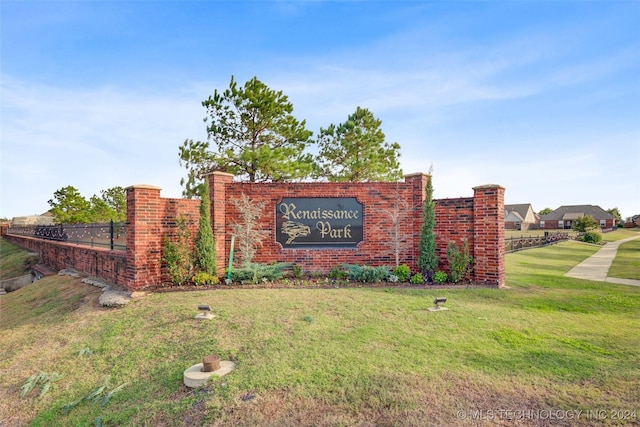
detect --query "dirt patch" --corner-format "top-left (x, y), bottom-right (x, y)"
top-left (202, 372), bottom-right (564, 427)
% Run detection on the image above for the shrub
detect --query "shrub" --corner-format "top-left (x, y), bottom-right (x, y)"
top-left (343, 264), bottom-right (390, 283)
top-left (581, 231), bottom-right (602, 244)
top-left (393, 264), bottom-right (411, 282)
top-left (194, 180), bottom-right (217, 276)
top-left (433, 270), bottom-right (448, 283)
top-left (192, 272), bottom-right (219, 286)
top-left (292, 264), bottom-right (303, 279)
top-left (572, 215), bottom-right (599, 232)
top-left (163, 238), bottom-right (190, 286)
top-left (418, 174), bottom-right (438, 277)
top-left (447, 240), bottom-right (473, 283)
top-left (387, 274), bottom-right (399, 283)
top-left (410, 272), bottom-right (424, 284)
top-left (231, 262), bottom-right (290, 284)
top-left (162, 214), bottom-right (193, 286)
top-left (328, 266), bottom-right (348, 280)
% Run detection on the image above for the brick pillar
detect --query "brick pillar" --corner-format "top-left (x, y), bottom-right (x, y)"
top-left (125, 185), bottom-right (163, 290)
top-left (205, 171), bottom-right (234, 275)
top-left (404, 173), bottom-right (429, 271)
top-left (472, 184), bottom-right (505, 287)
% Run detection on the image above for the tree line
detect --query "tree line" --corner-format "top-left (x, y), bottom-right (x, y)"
top-left (47, 186), bottom-right (126, 224)
top-left (179, 76), bottom-right (403, 197)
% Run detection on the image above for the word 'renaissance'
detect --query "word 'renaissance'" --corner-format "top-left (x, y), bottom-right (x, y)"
top-left (279, 203), bottom-right (359, 221)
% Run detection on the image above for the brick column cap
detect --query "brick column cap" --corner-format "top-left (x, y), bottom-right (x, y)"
top-left (125, 184), bottom-right (162, 191)
top-left (404, 172), bottom-right (430, 180)
top-left (203, 171), bottom-right (235, 179)
top-left (472, 184), bottom-right (505, 191)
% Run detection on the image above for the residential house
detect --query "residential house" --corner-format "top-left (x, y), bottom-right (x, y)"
top-left (11, 211), bottom-right (55, 226)
top-left (539, 205), bottom-right (615, 230)
top-left (625, 214), bottom-right (640, 228)
top-left (505, 204), bottom-right (538, 230)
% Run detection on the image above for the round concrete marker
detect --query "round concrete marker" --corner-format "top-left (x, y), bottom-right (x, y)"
top-left (183, 361), bottom-right (235, 388)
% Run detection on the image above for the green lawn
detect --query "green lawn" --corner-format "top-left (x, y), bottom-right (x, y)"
top-left (1, 239), bottom-right (639, 426)
top-left (609, 237), bottom-right (640, 280)
top-left (505, 229), bottom-right (577, 239)
top-left (0, 239), bottom-right (38, 280)
top-left (600, 227), bottom-right (640, 243)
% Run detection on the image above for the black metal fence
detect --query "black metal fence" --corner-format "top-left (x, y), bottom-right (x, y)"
top-left (505, 232), bottom-right (570, 254)
top-left (7, 221), bottom-right (126, 250)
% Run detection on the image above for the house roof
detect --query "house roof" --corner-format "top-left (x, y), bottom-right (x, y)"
top-left (504, 204), bottom-right (533, 219)
top-left (505, 211), bottom-right (524, 222)
top-left (562, 213), bottom-right (584, 220)
top-left (539, 205), bottom-right (614, 221)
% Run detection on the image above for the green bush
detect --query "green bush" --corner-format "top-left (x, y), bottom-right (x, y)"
top-left (162, 215), bottom-right (193, 286)
top-left (572, 215), bottom-right (599, 232)
top-left (343, 264), bottom-right (390, 283)
top-left (291, 264), bottom-right (303, 279)
top-left (162, 237), bottom-right (191, 286)
top-left (328, 266), bottom-right (348, 280)
top-left (447, 240), bottom-right (473, 283)
top-left (418, 175), bottom-right (438, 276)
top-left (393, 264), bottom-right (411, 282)
top-left (231, 262), bottom-right (290, 284)
top-left (192, 272), bottom-right (219, 286)
top-left (410, 272), bottom-right (424, 284)
top-left (194, 180), bottom-right (217, 276)
top-left (433, 270), bottom-right (448, 283)
top-left (581, 231), bottom-right (602, 244)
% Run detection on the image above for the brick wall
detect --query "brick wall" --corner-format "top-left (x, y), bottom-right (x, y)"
top-left (124, 185), bottom-right (199, 289)
top-left (434, 197), bottom-right (474, 274)
top-left (3, 185), bottom-right (200, 290)
top-left (3, 176), bottom-right (504, 289)
top-left (2, 234), bottom-right (127, 285)
top-left (213, 174), bottom-right (423, 273)
top-left (207, 172), bottom-right (505, 287)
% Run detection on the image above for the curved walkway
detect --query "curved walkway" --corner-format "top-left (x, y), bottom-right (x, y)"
top-left (565, 235), bottom-right (640, 286)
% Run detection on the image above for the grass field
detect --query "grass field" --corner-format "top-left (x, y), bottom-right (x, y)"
top-left (600, 228), bottom-right (640, 243)
top-left (1, 238), bottom-right (639, 426)
top-left (505, 229), bottom-right (577, 239)
top-left (0, 239), bottom-right (38, 280)
top-left (608, 237), bottom-right (640, 280)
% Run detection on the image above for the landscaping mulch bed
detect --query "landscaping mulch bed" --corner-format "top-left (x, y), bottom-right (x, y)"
top-left (144, 279), bottom-right (500, 293)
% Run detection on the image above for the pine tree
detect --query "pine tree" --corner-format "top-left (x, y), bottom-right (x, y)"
top-left (315, 107), bottom-right (403, 182)
top-left (179, 76), bottom-right (315, 197)
top-left (194, 180), bottom-right (217, 275)
top-left (418, 174), bottom-right (438, 279)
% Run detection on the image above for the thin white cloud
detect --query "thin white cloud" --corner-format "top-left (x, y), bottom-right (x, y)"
top-left (1, 75), bottom-right (207, 217)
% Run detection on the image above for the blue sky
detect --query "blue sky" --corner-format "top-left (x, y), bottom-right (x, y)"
top-left (1, 1), bottom-right (639, 220)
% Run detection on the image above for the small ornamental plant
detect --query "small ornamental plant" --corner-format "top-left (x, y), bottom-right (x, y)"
top-left (447, 240), bottom-right (473, 283)
top-left (433, 271), bottom-right (448, 283)
top-left (410, 272), bottom-right (424, 284)
top-left (393, 264), bottom-right (411, 282)
top-left (581, 231), bottom-right (602, 244)
top-left (192, 272), bottom-right (219, 286)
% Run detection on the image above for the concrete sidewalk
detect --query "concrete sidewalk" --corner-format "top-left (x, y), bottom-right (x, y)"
top-left (565, 235), bottom-right (640, 286)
